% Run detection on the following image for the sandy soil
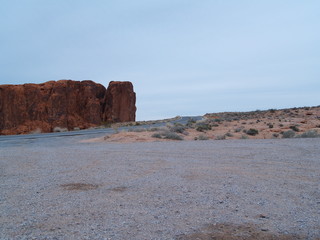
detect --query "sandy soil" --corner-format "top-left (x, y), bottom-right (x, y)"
top-left (84, 106), bottom-right (320, 143)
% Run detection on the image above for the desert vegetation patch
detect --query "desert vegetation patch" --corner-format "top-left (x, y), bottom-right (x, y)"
top-left (84, 106), bottom-right (320, 143)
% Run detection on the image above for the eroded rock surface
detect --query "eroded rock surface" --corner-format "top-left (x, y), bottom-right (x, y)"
top-left (0, 80), bottom-right (136, 135)
top-left (103, 81), bottom-right (136, 123)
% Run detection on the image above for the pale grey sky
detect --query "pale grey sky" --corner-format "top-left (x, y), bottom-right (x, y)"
top-left (1, 0), bottom-right (319, 120)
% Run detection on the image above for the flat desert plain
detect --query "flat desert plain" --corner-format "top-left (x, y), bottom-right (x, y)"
top-left (1, 133), bottom-right (320, 239)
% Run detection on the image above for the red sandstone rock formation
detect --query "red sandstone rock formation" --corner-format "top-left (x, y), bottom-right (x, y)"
top-left (103, 81), bottom-right (136, 123)
top-left (0, 80), bottom-right (136, 135)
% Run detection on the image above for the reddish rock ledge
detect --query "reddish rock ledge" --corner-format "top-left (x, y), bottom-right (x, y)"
top-left (0, 80), bottom-right (136, 135)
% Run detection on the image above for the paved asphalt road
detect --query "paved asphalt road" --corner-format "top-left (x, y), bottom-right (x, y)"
top-left (0, 116), bottom-right (202, 146)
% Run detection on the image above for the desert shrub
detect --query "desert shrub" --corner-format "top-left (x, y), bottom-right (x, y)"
top-left (289, 125), bottom-right (300, 132)
top-left (272, 133), bottom-right (279, 138)
top-left (170, 124), bottom-right (187, 133)
top-left (152, 131), bottom-right (183, 140)
top-left (151, 133), bottom-right (162, 139)
top-left (246, 128), bottom-right (259, 136)
top-left (197, 135), bottom-right (209, 140)
top-left (162, 131), bottom-right (183, 140)
top-left (166, 123), bottom-right (173, 128)
top-left (268, 123), bottom-right (274, 128)
top-left (234, 127), bottom-right (242, 133)
top-left (215, 135), bottom-right (226, 140)
top-left (240, 135), bottom-right (248, 139)
top-left (225, 132), bottom-right (233, 137)
top-left (186, 118), bottom-right (196, 128)
top-left (282, 130), bottom-right (295, 138)
top-left (148, 127), bottom-right (160, 132)
top-left (182, 131), bottom-right (189, 136)
top-left (295, 130), bottom-right (320, 138)
top-left (213, 118), bottom-right (223, 123)
top-left (279, 124), bottom-right (284, 127)
top-left (196, 122), bottom-right (212, 132)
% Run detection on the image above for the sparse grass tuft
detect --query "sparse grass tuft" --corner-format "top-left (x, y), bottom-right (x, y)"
top-left (151, 131), bottom-right (183, 140)
top-left (282, 130), bottom-right (295, 138)
top-left (240, 135), bottom-right (248, 139)
top-left (162, 131), bottom-right (183, 140)
top-left (186, 118), bottom-right (196, 128)
top-left (225, 132), bottom-right (233, 137)
top-left (170, 124), bottom-right (187, 133)
top-left (151, 133), bottom-right (162, 139)
top-left (196, 122), bottom-right (212, 132)
top-left (196, 135), bottom-right (209, 140)
top-left (295, 130), bottom-right (320, 138)
top-left (234, 127), bottom-right (242, 133)
top-left (215, 135), bottom-right (226, 140)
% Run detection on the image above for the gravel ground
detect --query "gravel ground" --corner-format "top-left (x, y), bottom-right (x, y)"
top-left (0, 137), bottom-right (320, 239)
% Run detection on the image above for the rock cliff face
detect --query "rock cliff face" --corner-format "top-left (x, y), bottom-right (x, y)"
top-left (103, 81), bottom-right (136, 123)
top-left (0, 80), bottom-right (136, 135)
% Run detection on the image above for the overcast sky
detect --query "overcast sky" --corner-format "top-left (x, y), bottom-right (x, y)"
top-left (1, 0), bottom-right (319, 120)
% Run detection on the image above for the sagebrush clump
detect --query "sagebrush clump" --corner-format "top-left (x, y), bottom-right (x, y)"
top-left (151, 131), bottom-right (183, 140)
top-left (215, 135), bottom-right (226, 140)
top-left (246, 128), bottom-right (259, 136)
top-left (296, 130), bottom-right (320, 138)
top-left (169, 123), bottom-right (187, 133)
top-left (196, 122), bottom-right (212, 132)
top-left (282, 130), bottom-right (295, 138)
top-left (195, 135), bottom-right (209, 140)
